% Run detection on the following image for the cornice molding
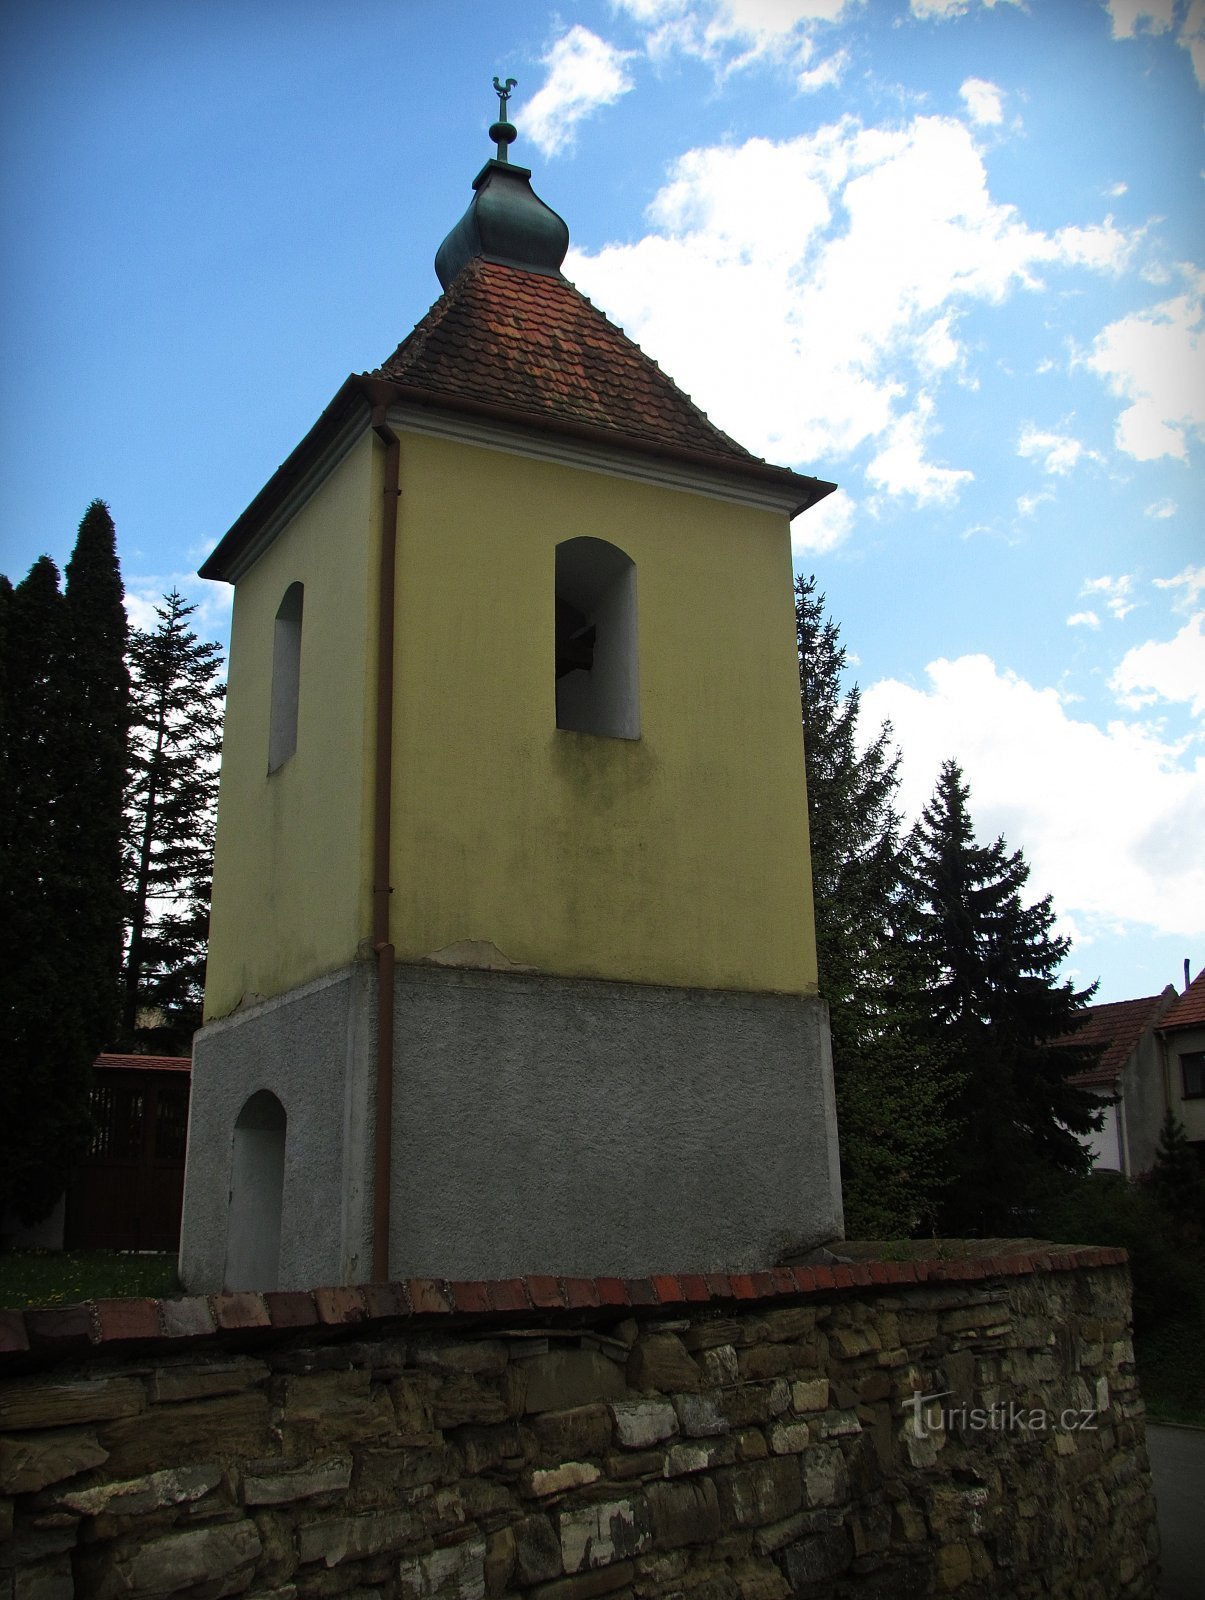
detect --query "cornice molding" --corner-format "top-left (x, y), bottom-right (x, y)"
top-left (387, 402), bottom-right (807, 518)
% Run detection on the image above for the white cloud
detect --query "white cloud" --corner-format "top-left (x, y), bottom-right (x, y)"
top-left (1112, 614), bottom-right (1205, 715)
top-left (568, 115), bottom-right (1141, 491)
top-left (1107, 1), bottom-right (1205, 93)
top-left (124, 591), bottom-right (162, 633)
top-left (1180, 0), bottom-right (1205, 87)
top-left (523, 27), bottom-right (636, 157)
top-left (709, 0), bottom-right (858, 34)
top-left (613, 0), bottom-right (858, 74)
top-left (1085, 274), bottom-right (1205, 461)
top-left (798, 48), bottom-right (849, 91)
top-left (1105, 0), bottom-right (1174, 37)
top-left (792, 485), bottom-right (856, 554)
top-left (910, 0), bottom-right (1023, 17)
top-left (1154, 564), bottom-right (1205, 610)
top-left (866, 393), bottom-right (974, 504)
top-left (1017, 423), bottom-right (1103, 475)
top-left (1017, 488), bottom-right (1054, 516)
top-left (1068, 611), bottom-right (1102, 629)
top-left (959, 77), bottom-right (1004, 126)
top-left (1145, 497), bottom-right (1178, 518)
top-left (1081, 573), bottom-right (1137, 621)
top-left (1052, 217), bottom-right (1138, 273)
top-left (862, 653), bottom-right (1205, 939)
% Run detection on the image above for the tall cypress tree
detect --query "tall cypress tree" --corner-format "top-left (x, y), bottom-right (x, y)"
top-left (0, 504), bottom-right (128, 1226)
top-left (796, 576), bottom-right (954, 1236)
top-left (0, 557), bottom-right (94, 1223)
top-left (62, 500), bottom-right (130, 1056)
top-left (121, 590), bottom-right (224, 1050)
top-left (904, 759), bottom-right (1100, 1234)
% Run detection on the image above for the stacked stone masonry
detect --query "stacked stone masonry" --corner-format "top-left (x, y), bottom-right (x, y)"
top-left (0, 1248), bottom-right (1158, 1598)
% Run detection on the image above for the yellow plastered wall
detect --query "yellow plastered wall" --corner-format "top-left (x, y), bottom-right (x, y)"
top-left (390, 432), bottom-right (818, 995)
top-left (203, 432), bottom-right (378, 1019)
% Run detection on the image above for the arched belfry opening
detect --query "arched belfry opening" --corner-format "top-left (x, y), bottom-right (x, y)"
top-left (268, 582), bottom-right (303, 772)
top-left (555, 537), bottom-right (639, 740)
top-left (224, 1090), bottom-right (286, 1291)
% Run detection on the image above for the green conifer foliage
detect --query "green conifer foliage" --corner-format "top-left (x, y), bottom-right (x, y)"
top-left (0, 527), bottom-right (125, 1225)
top-left (796, 576), bottom-right (954, 1236)
top-left (1147, 1107), bottom-right (1205, 1233)
top-left (904, 759), bottom-right (1101, 1234)
top-left (121, 591), bottom-right (224, 1050)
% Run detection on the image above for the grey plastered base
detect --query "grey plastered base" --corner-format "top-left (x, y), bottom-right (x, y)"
top-left (394, 964), bottom-right (843, 1278)
top-left (179, 960), bottom-right (843, 1291)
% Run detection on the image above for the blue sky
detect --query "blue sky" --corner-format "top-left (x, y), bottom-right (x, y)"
top-left (2, 0), bottom-right (1201, 1005)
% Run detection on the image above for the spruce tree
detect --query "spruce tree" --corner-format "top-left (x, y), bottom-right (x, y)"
top-left (0, 505), bottom-right (127, 1225)
top-left (903, 759), bottom-right (1100, 1234)
top-left (796, 576), bottom-right (954, 1236)
top-left (121, 591), bottom-right (224, 1051)
top-left (1147, 1108), bottom-right (1205, 1233)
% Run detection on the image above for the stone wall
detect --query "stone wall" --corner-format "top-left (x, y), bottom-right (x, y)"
top-left (0, 1248), bottom-right (1158, 1598)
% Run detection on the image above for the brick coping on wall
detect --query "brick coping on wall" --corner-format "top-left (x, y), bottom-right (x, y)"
top-left (0, 1243), bottom-right (1127, 1371)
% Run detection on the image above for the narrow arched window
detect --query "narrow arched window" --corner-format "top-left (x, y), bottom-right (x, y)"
top-left (555, 539), bottom-right (639, 739)
top-left (268, 582), bottom-right (303, 772)
top-left (224, 1090), bottom-right (286, 1291)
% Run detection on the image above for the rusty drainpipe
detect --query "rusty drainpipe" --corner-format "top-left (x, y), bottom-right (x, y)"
top-left (370, 404), bottom-right (400, 1282)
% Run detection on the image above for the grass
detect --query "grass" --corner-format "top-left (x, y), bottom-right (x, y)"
top-left (0, 1248), bottom-right (180, 1310)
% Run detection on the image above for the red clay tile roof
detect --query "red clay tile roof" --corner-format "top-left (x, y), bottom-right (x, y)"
top-left (374, 258), bottom-right (758, 466)
top-left (1062, 989), bottom-right (1177, 1088)
top-left (95, 1052), bottom-right (191, 1074)
top-left (201, 256), bottom-right (834, 586)
top-left (1161, 967), bottom-right (1205, 1033)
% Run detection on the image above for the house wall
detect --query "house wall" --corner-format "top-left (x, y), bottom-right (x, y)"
top-left (205, 427), bottom-right (818, 1021)
top-left (1084, 1098), bottom-right (1122, 1172)
top-left (1165, 1022), bottom-right (1205, 1144)
top-left (1121, 1028), bottom-right (1176, 1174)
top-left (0, 1251), bottom-right (1158, 1599)
top-left (388, 431), bottom-right (818, 998)
top-left (203, 431), bottom-right (379, 1022)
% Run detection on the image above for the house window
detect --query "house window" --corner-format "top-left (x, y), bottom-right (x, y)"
top-left (1181, 1051), bottom-right (1205, 1100)
top-left (268, 582), bottom-right (303, 772)
top-left (224, 1090), bottom-right (286, 1291)
top-left (555, 538), bottom-right (639, 740)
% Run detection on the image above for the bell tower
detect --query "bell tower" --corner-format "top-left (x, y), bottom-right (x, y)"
top-left (180, 86), bottom-right (843, 1293)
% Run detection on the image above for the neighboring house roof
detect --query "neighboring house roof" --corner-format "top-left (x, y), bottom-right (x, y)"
top-left (374, 256), bottom-right (759, 468)
top-left (95, 1053), bottom-right (191, 1074)
top-left (1160, 968), bottom-right (1205, 1033)
top-left (1062, 988), bottom-right (1178, 1089)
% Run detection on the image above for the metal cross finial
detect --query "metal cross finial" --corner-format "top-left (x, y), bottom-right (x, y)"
top-left (490, 76), bottom-right (518, 162)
